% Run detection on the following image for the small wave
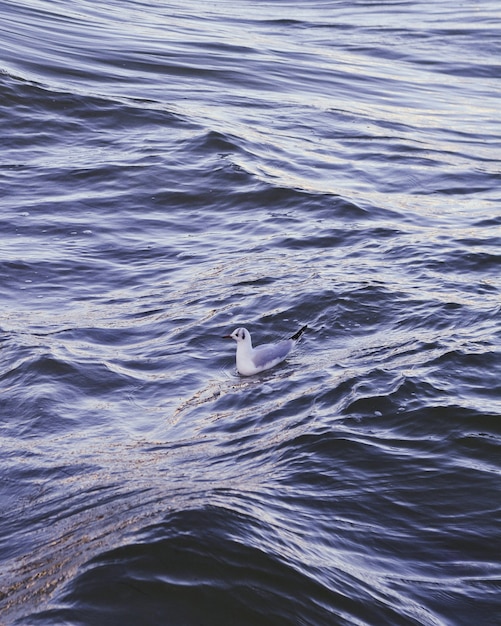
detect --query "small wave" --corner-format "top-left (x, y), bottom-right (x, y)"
top-left (16, 505), bottom-right (444, 626)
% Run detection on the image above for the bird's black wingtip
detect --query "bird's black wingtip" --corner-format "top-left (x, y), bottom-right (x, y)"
top-left (290, 325), bottom-right (308, 341)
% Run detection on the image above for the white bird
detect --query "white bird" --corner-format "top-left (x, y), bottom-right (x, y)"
top-left (224, 325), bottom-right (307, 376)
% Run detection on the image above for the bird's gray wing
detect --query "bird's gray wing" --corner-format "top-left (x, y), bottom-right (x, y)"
top-left (252, 340), bottom-right (293, 368)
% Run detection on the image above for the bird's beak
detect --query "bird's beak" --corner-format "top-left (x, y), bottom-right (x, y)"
top-left (223, 335), bottom-right (233, 339)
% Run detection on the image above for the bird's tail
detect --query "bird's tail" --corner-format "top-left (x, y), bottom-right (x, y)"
top-left (290, 325), bottom-right (308, 341)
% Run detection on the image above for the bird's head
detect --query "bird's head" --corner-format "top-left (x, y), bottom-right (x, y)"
top-left (223, 327), bottom-right (249, 343)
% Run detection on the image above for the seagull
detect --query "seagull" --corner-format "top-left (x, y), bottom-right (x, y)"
top-left (224, 325), bottom-right (307, 376)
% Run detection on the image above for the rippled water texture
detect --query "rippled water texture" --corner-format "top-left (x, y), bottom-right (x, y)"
top-left (1, 0), bottom-right (500, 624)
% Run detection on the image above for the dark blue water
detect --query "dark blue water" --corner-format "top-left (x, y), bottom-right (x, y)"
top-left (1, 1), bottom-right (500, 624)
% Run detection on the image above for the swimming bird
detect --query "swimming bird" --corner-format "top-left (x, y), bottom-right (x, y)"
top-left (224, 325), bottom-right (307, 376)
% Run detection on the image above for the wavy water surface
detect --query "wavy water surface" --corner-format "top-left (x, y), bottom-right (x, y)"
top-left (0, 0), bottom-right (500, 624)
